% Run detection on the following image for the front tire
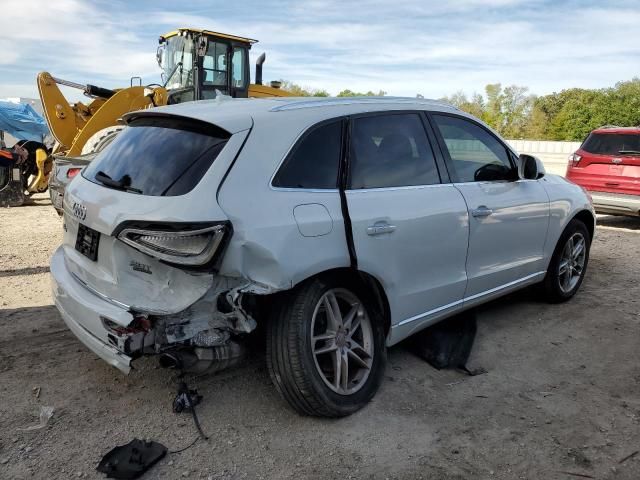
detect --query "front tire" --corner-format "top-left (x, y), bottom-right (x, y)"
top-left (266, 277), bottom-right (386, 417)
top-left (543, 219), bottom-right (591, 302)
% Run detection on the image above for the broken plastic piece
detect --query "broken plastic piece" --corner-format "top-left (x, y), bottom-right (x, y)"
top-left (96, 439), bottom-right (167, 479)
top-left (412, 309), bottom-right (484, 375)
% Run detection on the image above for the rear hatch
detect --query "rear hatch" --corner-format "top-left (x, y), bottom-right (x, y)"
top-left (61, 113), bottom-right (250, 315)
top-left (572, 131), bottom-right (640, 196)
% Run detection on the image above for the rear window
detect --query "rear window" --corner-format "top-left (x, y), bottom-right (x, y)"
top-left (83, 117), bottom-right (230, 196)
top-left (582, 133), bottom-right (640, 155)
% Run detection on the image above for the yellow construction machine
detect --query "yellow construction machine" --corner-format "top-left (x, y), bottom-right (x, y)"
top-left (38, 28), bottom-right (291, 158)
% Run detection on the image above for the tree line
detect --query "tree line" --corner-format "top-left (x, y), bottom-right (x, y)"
top-left (281, 78), bottom-right (640, 141)
top-left (278, 80), bottom-right (385, 99)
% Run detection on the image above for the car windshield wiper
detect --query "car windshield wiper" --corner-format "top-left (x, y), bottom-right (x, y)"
top-left (618, 150), bottom-right (640, 155)
top-left (95, 170), bottom-right (142, 194)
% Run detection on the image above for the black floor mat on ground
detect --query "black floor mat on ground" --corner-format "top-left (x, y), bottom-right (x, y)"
top-left (412, 309), bottom-right (482, 374)
top-left (96, 438), bottom-right (167, 479)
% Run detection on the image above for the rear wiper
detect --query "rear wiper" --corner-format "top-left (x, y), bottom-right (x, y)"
top-left (95, 170), bottom-right (142, 194)
top-left (618, 150), bottom-right (640, 155)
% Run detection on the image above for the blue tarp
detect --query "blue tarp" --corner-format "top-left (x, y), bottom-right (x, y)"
top-left (0, 101), bottom-right (49, 142)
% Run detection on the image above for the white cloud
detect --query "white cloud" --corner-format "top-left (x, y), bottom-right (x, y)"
top-left (0, 0), bottom-right (160, 97)
top-left (1, 0), bottom-right (639, 100)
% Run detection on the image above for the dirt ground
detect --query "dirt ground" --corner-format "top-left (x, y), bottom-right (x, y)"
top-left (1, 194), bottom-right (639, 480)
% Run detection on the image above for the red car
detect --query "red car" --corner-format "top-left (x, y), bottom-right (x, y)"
top-left (566, 126), bottom-right (640, 217)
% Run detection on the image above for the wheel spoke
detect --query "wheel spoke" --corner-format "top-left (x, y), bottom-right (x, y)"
top-left (340, 351), bottom-right (349, 390)
top-left (314, 342), bottom-right (338, 355)
top-left (349, 338), bottom-right (369, 357)
top-left (347, 348), bottom-right (370, 370)
top-left (572, 237), bottom-right (585, 259)
top-left (342, 304), bottom-right (360, 330)
top-left (324, 291), bottom-right (343, 329)
top-left (347, 315), bottom-right (361, 339)
top-left (564, 237), bottom-right (573, 262)
top-left (563, 267), bottom-right (572, 290)
top-left (332, 349), bottom-right (341, 390)
top-left (312, 332), bottom-right (336, 344)
top-left (558, 259), bottom-right (569, 276)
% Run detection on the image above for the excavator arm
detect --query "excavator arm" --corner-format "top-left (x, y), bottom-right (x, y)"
top-left (37, 72), bottom-right (167, 156)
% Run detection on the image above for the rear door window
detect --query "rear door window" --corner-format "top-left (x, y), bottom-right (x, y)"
top-left (582, 133), bottom-right (640, 155)
top-left (272, 120), bottom-right (342, 189)
top-left (349, 113), bottom-right (440, 189)
top-left (83, 117), bottom-right (230, 196)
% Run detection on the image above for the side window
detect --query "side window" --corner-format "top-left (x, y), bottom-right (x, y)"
top-left (203, 42), bottom-right (227, 87)
top-left (231, 47), bottom-right (246, 88)
top-left (431, 114), bottom-right (513, 182)
top-left (349, 114), bottom-right (440, 189)
top-left (272, 121), bottom-right (342, 189)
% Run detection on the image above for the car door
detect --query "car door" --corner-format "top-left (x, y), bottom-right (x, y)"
top-left (344, 112), bottom-right (470, 344)
top-left (429, 113), bottom-right (550, 302)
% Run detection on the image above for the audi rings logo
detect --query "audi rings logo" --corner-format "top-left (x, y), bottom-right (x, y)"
top-left (72, 201), bottom-right (87, 221)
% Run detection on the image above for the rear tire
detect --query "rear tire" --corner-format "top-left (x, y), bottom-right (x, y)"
top-left (266, 277), bottom-right (386, 417)
top-left (543, 219), bottom-right (591, 303)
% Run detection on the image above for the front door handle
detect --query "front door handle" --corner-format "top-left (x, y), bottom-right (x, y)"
top-left (471, 206), bottom-right (493, 218)
top-left (367, 222), bottom-right (396, 236)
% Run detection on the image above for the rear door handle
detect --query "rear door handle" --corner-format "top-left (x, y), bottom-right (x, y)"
top-left (471, 206), bottom-right (493, 218)
top-left (367, 222), bottom-right (396, 236)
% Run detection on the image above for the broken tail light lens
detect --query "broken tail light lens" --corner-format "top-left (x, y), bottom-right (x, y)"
top-left (118, 223), bottom-right (229, 266)
top-left (66, 168), bottom-right (82, 179)
top-left (568, 153), bottom-right (582, 167)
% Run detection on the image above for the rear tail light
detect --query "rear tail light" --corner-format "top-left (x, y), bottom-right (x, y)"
top-left (66, 168), bottom-right (82, 179)
top-left (118, 223), bottom-right (229, 267)
top-left (568, 153), bottom-right (582, 167)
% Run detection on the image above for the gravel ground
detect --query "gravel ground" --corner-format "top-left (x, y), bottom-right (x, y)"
top-left (1, 194), bottom-right (639, 480)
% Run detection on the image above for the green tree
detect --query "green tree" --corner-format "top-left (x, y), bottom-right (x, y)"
top-left (443, 83), bottom-right (534, 138)
top-left (278, 80), bottom-right (329, 97)
top-left (336, 89), bottom-right (386, 97)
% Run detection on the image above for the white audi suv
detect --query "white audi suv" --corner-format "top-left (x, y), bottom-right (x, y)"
top-left (51, 97), bottom-right (595, 416)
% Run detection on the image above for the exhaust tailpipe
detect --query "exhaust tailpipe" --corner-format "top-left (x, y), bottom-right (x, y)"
top-left (159, 342), bottom-right (246, 375)
top-left (255, 53), bottom-right (266, 86)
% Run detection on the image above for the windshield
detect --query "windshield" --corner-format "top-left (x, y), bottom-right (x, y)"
top-left (160, 36), bottom-right (195, 90)
top-left (582, 133), bottom-right (640, 155)
top-left (82, 117), bottom-right (230, 197)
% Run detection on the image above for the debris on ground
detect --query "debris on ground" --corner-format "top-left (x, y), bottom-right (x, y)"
top-left (412, 309), bottom-right (485, 375)
top-left (17, 406), bottom-right (54, 431)
top-left (96, 439), bottom-right (167, 479)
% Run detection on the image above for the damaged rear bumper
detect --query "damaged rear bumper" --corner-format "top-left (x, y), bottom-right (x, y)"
top-left (51, 247), bottom-right (133, 373)
top-left (51, 246), bottom-right (273, 375)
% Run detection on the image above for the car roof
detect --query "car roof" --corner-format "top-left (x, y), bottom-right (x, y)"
top-left (125, 96), bottom-right (463, 134)
top-left (591, 126), bottom-right (640, 135)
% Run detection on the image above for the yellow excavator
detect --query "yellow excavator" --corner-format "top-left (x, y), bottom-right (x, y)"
top-left (37, 27), bottom-right (291, 168)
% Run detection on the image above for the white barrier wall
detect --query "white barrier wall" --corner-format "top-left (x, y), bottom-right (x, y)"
top-left (506, 139), bottom-right (582, 176)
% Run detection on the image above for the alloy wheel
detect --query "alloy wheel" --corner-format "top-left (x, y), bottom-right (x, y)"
top-left (558, 232), bottom-right (586, 293)
top-left (310, 288), bottom-right (374, 395)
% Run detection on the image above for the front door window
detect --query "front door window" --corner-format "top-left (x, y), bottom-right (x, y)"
top-left (431, 114), bottom-right (514, 182)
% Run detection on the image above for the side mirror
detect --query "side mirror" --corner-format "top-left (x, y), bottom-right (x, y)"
top-left (518, 154), bottom-right (545, 180)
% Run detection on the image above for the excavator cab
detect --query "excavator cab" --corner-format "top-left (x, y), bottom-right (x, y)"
top-left (158, 29), bottom-right (256, 104)
top-left (35, 27), bottom-right (290, 206)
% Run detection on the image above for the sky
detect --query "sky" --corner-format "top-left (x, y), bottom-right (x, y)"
top-left (1, 0), bottom-right (639, 101)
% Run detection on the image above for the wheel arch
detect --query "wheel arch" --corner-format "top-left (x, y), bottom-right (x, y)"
top-left (289, 267), bottom-right (392, 336)
top-left (571, 209), bottom-right (596, 240)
